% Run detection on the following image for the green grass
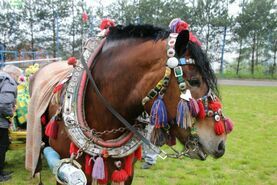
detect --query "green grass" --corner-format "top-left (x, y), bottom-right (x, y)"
top-left (3, 86), bottom-right (277, 185)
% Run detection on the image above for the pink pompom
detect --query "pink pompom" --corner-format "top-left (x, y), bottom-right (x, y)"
top-left (224, 118), bottom-right (234, 134)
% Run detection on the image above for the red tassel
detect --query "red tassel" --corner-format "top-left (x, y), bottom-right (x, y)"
top-left (197, 100), bottom-right (206, 119)
top-left (69, 142), bottom-right (79, 155)
top-left (41, 114), bottom-right (47, 125)
top-left (208, 101), bottom-right (222, 112)
top-left (214, 121), bottom-right (225, 135)
top-left (45, 118), bottom-right (59, 139)
top-left (134, 145), bottom-right (142, 160)
top-left (124, 153), bottom-right (134, 176)
top-left (97, 161), bottom-right (108, 184)
top-left (111, 169), bottom-right (128, 183)
top-left (85, 155), bottom-right (93, 175)
top-left (53, 83), bottom-right (63, 94)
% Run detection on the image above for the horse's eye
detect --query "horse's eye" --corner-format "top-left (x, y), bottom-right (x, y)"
top-left (188, 79), bottom-right (200, 87)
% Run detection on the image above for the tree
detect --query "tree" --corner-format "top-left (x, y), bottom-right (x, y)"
top-left (236, 0), bottom-right (276, 75)
top-left (0, 1), bottom-right (23, 48)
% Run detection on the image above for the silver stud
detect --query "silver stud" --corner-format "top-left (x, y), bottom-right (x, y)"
top-left (214, 114), bottom-right (220, 122)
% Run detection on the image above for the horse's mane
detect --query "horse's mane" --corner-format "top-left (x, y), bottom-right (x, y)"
top-left (107, 24), bottom-right (219, 96)
top-left (107, 24), bottom-right (170, 41)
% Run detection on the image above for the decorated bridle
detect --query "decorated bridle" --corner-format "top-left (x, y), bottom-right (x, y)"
top-left (141, 32), bottom-right (233, 158)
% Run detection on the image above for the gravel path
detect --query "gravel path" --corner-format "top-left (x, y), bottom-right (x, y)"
top-left (218, 79), bottom-right (277, 87)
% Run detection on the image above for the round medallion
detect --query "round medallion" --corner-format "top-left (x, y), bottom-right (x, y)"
top-left (207, 110), bottom-right (213, 117)
top-left (214, 114), bottom-right (220, 122)
top-left (167, 57), bottom-right (178, 68)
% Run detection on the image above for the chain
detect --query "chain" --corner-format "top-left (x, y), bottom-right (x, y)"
top-left (165, 135), bottom-right (201, 159)
top-left (72, 122), bottom-right (143, 138)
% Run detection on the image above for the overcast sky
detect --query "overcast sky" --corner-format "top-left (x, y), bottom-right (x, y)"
top-left (85, 0), bottom-right (241, 17)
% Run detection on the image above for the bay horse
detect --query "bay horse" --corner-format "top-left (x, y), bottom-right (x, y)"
top-left (28, 25), bottom-right (233, 185)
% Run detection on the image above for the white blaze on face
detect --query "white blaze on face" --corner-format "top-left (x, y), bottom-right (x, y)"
top-left (196, 118), bottom-right (226, 156)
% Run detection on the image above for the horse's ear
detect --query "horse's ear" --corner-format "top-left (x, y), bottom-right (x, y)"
top-left (175, 30), bottom-right (189, 57)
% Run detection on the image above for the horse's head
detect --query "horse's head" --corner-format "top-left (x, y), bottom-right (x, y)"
top-left (142, 30), bottom-right (233, 160)
top-left (90, 25), bottom-right (233, 161)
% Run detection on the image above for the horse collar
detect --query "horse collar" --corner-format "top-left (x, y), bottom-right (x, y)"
top-left (62, 38), bottom-right (146, 158)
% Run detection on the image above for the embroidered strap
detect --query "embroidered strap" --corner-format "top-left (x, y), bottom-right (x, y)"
top-left (141, 67), bottom-right (171, 105)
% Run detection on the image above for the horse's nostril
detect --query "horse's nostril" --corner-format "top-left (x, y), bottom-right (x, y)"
top-left (218, 141), bottom-right (225, 151)
top-left (214, 141), bottom-right (225, 158)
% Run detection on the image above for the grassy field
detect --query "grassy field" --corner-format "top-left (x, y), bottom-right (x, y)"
top-left (2, 85), bottom-right (277, 185)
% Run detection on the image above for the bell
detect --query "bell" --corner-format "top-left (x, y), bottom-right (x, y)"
top-left (57, 162), bottom-right (87, 185)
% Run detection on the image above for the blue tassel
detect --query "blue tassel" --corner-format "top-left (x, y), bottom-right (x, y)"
top-left (176, 99), bottom-right (191, 129)
top-left (150, 96), bottom-right (168, 128)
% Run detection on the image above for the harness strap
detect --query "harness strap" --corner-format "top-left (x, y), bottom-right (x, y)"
top-left (79, 50), bottom-right (165, 158)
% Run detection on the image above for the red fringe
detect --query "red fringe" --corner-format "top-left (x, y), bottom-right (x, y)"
top-left (134, 145), bottom-right (142, 160)
top-left (97, 161), bottom-right (108, 184)
top-left (197, 100), bottom-right (206, 119)
top-left (45, 118), bottom-right (59, 139)
top-left (41, 114), bottom-right (47, 125)
top-left (53, 83), bottom-right (63, 94)
top-left (208, 101), bottom-right (222, 112)
top-left (111, 169), bottom-right (128, 183)
top-left (214, 121), bottom-right (225, 135)
top-left (69, 142), bottom-right (79, 155)
top-left (124, 153), bottom-right (134, 176)
top-left (85, 154), bottom-right (93, 175)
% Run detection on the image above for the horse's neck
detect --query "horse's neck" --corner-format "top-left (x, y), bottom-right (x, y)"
top-left (84, 39), bottom-right (166, 133)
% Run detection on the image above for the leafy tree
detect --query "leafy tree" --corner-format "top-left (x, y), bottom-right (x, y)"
top-left (236, 0), bottom-right (276, 75)
top-left (0, 1), bottom-right (23, 48)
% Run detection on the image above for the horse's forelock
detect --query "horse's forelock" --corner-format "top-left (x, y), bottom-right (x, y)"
top-left (188, 42), bottom-right (219, 97)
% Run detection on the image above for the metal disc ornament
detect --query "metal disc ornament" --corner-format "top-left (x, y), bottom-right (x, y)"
top-left (167, 57), bottom-right (179, 68)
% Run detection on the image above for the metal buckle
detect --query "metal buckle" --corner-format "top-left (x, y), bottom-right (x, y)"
top-left (174, 66), bottom-right (183, 77)
top-left (158, 149), bottom-right (167, 160)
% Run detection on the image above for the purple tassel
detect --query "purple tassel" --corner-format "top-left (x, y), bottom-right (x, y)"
top-left (150, 96), bottom-right (168, 128)
top-left (176, 99), bottom-right (192, 129)
top-left (189, 98), bottom-right (199, 117)
top-left (224, 118), bottom-right (234, 134)
top-left (92, 156), bottom-right (105, 180)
